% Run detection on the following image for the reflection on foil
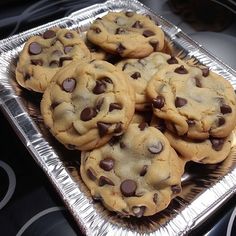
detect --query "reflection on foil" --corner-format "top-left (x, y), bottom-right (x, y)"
top-left (0, 0), bottom-right (236, 235)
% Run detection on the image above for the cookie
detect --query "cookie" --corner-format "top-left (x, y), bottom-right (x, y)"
top-left (87, 11), bottom-right (165, 58)
top-left (147, 64), bottom-right (236, 139)
top-left (116, 52), bottom-right (186, 110)
top-left (80, 123), bottom-right (185, 217)
top-left (164, 130), bottom-right (233, 164)
top-left (16, 28), bottom-right (91, 93)
top-left (40, 59), bottom-right (135, 151)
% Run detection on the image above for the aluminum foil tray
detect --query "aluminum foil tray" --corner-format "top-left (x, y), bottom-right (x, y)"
top-left (0, 0), bottom-right (236, 235)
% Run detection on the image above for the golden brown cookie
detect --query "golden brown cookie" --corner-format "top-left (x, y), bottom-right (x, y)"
top-left (147, 64), bottom-right (236, 139)
top-left (40, 59), bottom-right (135, 151)
top-left (116, 52), bottom-right (186, 110)
top-left (16, 28), bottom-right (91, 93)
top-left (80, 123), bottom-right (185, 217)
top-left (87, 11), bottom-right (165, 58)
top-left (164, 130), bottom-right (233, 164)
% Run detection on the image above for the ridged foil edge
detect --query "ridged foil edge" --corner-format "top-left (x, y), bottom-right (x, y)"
top-left (0, 0), bottom-right (236, 235)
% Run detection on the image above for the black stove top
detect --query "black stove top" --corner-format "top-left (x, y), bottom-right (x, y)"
top-left (0, 1), bottom-right (235, 236)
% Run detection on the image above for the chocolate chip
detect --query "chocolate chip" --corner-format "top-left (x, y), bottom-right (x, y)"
top-left (171, 185), bottom-right (181, 194)
top-left (153, 193), bottom-right (158, 204)
top-left (24, 73), bottom-right (30, 80)
top-left (109, 103), bottom-right (122, 112)
top-left (140, 165), bottom-right (148, 176)
top-left (109, 135), bottom-right (122, 146)
top-left (101, 77), bottom-right (113, 84)
top-left (87, 168), bottom-right (96, 180)
top-left (132, 20), bottom-right (143, 28)
top-left (59, 57), bottom-right (73, 67)
top-left (98, 176), bottom-right (114, 186)
top-left (93, 80), bottom-right (106, 94)
top-left (120, 179), bottom-right (137, 197)
top-left (218, 117), bottom-right (225, 126)
top-left (28, 42), bottom-right (42, 55)
top-left (220, 104), bottom-right (232, 114)
top-left (131, 72), bottom-right (141, 79)
top-left (143, 30), bottom-right (155, 37)
top-left (186, 119), bottom-right (195, 126)
top-left (175, 97), bottom-right (187, 107)
top-left (125, 11), bottom-right (134, 17)
top-left (97, 122), bottom-right (111, 137)
top-left (31, 59), bottom-right (43, 66)
top-left (202, 67), bottom-right (209, 77)
top-left (116, 43), bottom-right (126, 55)
top-left (132, 206), bottom-right (146, 218)
top-left (148, 141), bottom-right (163, 154)
top-left (174, 65), bottom-right (188, 74)
top-left (93, 27), bottom-right (101, 33)
top-left (152, 96), bottom-right (165, 109)
top-left (194, 77), bottom-right (202, 88)
top-left (64, 32), bottom-right (74, 38)
top-left (80, 107), bottom-right (97, 121)
top-left (43, 30), bottom-right (56, 39)
top-left (149, 40), bottom-right (159, 51)
top-left (95, 97), bottom-right (104, 111)
top-left (167, 56), bottom-right (178, 64)
top-left (138, 122), bottom-right (148, 131)
top-left (49, 60), bottom-right (60, 67)
top-left (114, 122), bottom-right (123, 134)
top-left (210, 138), bottom-right (224, 151)
top-left (120, 141), bottom-right (126, 149)
top-left (62, 78), bottom-right (76, 92)
top-left (115, 27), bottom-right (125, 34)
top-left (99, 157), bottom-right (114, 171)
top-left (64, 46), bottom-right (73, 54)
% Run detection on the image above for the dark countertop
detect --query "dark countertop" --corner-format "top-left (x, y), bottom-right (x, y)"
top-left (0, 1), bottom-right (235, 235)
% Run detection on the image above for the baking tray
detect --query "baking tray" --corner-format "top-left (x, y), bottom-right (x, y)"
top-left (0, 0), bottom-right (236, 235)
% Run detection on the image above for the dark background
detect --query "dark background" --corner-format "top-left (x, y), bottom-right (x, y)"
top-left (0, 0), bottom-right (235, 235)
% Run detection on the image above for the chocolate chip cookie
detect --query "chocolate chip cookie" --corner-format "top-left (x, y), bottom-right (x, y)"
top-left (80, 123), bottom-right (185, 217)
top-left (147, 64), bottom-right (236, 139)
top-left (164, 130), bottom-right (233, 164)
top-left (116, 52), bottom-right (186, 110)
top-left (40, 59), bottom-right (135, 151)
top-left (87, 11), bottom-right (165, 58)
top-left (16, 28), bottom-right (91, 93)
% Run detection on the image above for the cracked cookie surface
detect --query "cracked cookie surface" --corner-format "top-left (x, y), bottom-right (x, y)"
top-left (40, 59), bottom-right (135, 151)
top-left (80, 123), bottom-right (185, 217)
top-left (87, 11), bottom-right (165, 58)
top-left (116, 52), bottom-right (186, 110)
top-left (147, 64), bottom-right (236, 139)
top-left (16, 28), bottom-right (91, 93)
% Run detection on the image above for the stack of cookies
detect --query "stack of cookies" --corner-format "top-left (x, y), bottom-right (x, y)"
top-left (15, 11), bottom-right (236, 218)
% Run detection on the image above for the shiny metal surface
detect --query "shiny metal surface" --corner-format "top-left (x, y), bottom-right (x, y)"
top-left (0, 0), bottom-right (236, 235)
